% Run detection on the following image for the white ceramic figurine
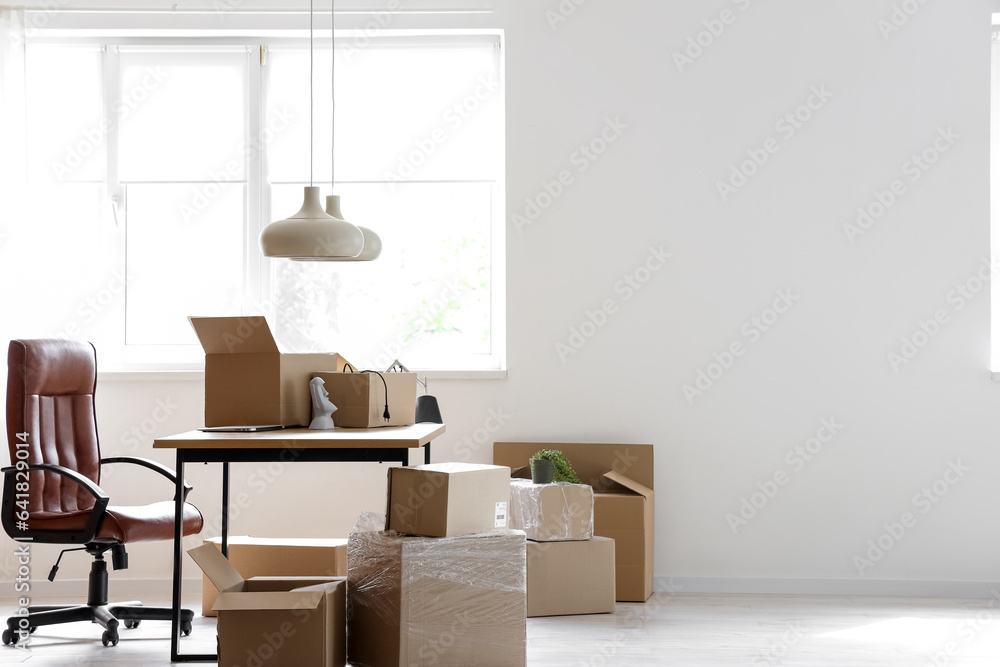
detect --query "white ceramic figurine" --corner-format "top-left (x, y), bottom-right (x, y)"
top-left (309, 376), bottom-right (338, 430)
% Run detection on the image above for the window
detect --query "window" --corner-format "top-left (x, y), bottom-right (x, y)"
top-left (0, 13), bottom-right (504, 373)
top-left (993, 22), bottom-right (1000, 375)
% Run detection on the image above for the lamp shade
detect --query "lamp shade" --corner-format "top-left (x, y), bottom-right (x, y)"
top-left (260, 186), bottom-right (364, 260)
top-left (415, 394), bottom-right (443, 424)
top-left (321, 195), bottom-right (382, 262)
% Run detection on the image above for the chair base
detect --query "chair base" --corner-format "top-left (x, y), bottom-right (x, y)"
top-left (2, 602), bottom-right (194, 647)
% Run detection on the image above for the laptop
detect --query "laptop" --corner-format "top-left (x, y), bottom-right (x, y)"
top-left (197, 425), bottom-right (288, 433)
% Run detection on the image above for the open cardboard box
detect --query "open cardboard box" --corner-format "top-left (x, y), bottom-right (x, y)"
top-left (189, 316), bottom-right (352, 427)
top-left (200, 536), bottom-right (348, 618)
top-left (189, 543), bottom-right (346, 667)
top-left (494, 442), bottom-right (654, 602)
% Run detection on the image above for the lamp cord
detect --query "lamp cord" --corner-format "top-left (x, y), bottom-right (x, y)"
top-left (360, 370), bottom-right (390, 421)
top-left (345, 364), bottom-right (391, 420)
top-left (330, 0), bottom-right (337, 194)
top-left (309, 0), bottom-right (314, 187)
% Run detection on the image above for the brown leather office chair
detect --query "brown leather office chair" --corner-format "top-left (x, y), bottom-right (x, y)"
top-left (1, 339), bottom-right (203, 647)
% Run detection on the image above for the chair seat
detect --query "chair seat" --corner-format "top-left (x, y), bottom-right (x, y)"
top-left (30, 502), bottom-right (203, 544)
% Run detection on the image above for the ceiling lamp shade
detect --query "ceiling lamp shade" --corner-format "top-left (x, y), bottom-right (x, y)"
top-left (259, 0), bottom-right (378, 261)
top-left (321, 195), bottom-right (381, 262)
top-left (260, 186), bottom-right (364, 260)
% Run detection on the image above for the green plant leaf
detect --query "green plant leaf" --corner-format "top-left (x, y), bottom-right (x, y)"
top-left (530, 449), bottom-right (582, 484)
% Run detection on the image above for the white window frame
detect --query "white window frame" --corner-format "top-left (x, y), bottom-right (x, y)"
top-left (26, 9), bottom-right (506, 379)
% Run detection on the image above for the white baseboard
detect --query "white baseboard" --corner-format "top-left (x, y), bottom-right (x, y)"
top-left (655, 576), bottom-right (1000, 599)
top-left (0, 577), bottom-right (202, 601)
top-left (10, 575), bottom-right (998, 603)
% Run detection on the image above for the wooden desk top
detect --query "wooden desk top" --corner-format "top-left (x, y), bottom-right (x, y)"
top-left (153, 423), bottom-right (445, 450)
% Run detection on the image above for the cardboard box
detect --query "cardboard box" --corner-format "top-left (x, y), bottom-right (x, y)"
top-left (189, 316), bottom-right (352, 427)
top-left (312, 371), bottom-right (416, 428)
top-left (385, 462), bottom-right (511, 538)
top-left (348, 523), bottom-right (526, 667)
top-left (201, 536), bottom-right (348, 618)
top-left (509, 479), bottom-right (593, 542)
top-left (493, 442), bottom-right (654, 602)
top-left (189, 544), bottom-right (346, 667)
top-left (527, 537), bottom-right (615, 617)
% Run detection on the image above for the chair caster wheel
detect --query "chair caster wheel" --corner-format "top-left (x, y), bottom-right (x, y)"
top-left (181, 621), bottom-right (192, 637)
top-left (123, 620), bottom-right (140, 629)
top-left (102, 629), bottom-right (119, 647)
top-left (2, 629), bottom-right (13, 645)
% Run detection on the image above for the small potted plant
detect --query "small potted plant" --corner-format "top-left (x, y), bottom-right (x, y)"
top-left (530, 449), bottom-right (582, 485)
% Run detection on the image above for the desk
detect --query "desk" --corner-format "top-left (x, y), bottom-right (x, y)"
top-left (153, 423), bottom-right (445, 662)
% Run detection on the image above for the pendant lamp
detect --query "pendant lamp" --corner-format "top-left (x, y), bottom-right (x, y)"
top-left (323, 0), bottom-right (382, 262)
top-left (259, 0), bottom-right (364, 260)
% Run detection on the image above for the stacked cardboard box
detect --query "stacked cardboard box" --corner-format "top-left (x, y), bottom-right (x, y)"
top-left (509, 479), bottom-right (616, 617)
top-left (348, 463), bottom-right (527, 667)
top-left (495, 442), bottom-right (655, 603)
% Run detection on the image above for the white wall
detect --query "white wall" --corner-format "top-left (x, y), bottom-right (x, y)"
top-left (4, 0), bottom-right (1000, 595)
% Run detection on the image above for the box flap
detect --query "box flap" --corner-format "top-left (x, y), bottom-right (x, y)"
top-left (188, 544), bottom-right (245, 593)
top-left (602, 471), bottom-right (653, 499)
top-left (213, 590), bottom-right (325, 611)
top-left (494, 442), bottom-right (654, 491)
top-left (413, 462), bottom-right (508, 474)
top-left (244, 576), bottom-right (345, 592)
top-left (205, 536), bottom-right (348, 548)
top-left (189, 316), bottom-right (279, 355)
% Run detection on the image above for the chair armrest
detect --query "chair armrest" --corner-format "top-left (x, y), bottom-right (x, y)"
top-left (100, 456), bottom-right (193, 502)
top-left (1, 464), bottom-right (110, 545)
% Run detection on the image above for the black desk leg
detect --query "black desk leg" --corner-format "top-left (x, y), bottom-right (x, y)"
top-left (221, 462), bottom-right (230, 558)
top-left (170, 452), bottom-right (184, 662)
top-left (424, 442), bottom-right (431, 465)
top-left (169, 452), bottom-right (217, 663)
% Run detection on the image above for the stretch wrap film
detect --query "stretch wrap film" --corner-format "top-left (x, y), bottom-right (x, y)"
top-left (347, 512), bottom-right (527, 667)
top-left (508, 479), bottom-right (594, 542)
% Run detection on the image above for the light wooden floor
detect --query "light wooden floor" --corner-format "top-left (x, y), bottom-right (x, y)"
top-left (1, 592), bottom-right (999, 665)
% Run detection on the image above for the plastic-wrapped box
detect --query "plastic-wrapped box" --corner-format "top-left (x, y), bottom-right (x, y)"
top-left (347, 513), bottom-right (526, 667)
top-left (508, 479), bottom-right (594, 542)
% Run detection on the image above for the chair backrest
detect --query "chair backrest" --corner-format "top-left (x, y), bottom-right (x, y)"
top-left (6, 339), bottom-right (102, 514)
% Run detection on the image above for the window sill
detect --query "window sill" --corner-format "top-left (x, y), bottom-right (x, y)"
top-left (97, 369), bottom-right (507, 382)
